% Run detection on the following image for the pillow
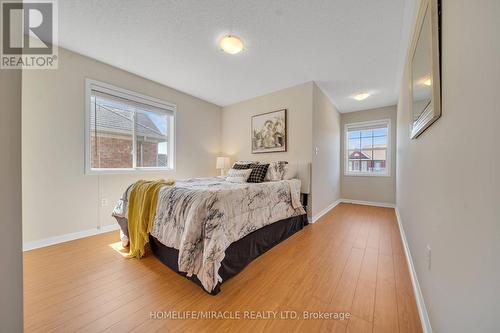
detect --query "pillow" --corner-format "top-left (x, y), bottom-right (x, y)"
top-left (232, 163), bottom-right (253, 170)
top-left (265, 161), bottom-right (289, 181)
top-left (226, 168), bottom-right (252, 183)
top-left (247, 163), bottom-right (270, 183)
top-left (283, 162), bottom-right (298, 180)
top-left (233, 160), bottom-right (258, 166)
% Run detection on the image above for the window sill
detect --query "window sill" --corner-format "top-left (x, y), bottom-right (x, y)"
top-left (344, 172), bottom-right (391, 177)
top-left (85, 167), bottom-right (175, 175)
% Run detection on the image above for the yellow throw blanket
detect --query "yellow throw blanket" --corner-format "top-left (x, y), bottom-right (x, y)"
top-left (127, 179), bottom-right (175, 258)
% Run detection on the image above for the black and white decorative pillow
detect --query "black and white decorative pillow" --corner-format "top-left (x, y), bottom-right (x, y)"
top-left (247, 163), bottom-right (270, 183)
top-left (265, 161), bottom-right (289, 181)
top-left (226, 168), bottom-right (253, 183)
top-left (233, 160), bottom-right (258, 166)
top-left (232, 163), bottom-right (254, 170)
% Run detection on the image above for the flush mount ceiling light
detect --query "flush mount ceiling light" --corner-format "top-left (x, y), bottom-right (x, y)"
top-left (352, 93), bottom-right (371, 101)
top-left (219, 35), bottom-right (244, 54)
top-left (423, 78), bottom-right (432, 86)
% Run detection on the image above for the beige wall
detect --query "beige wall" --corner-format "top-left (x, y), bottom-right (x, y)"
top-left (0, 69), bottom-right (23, 331)
top-left (397, 0), bottom-right (500, 332)
top-left (312, 83), bottom-right (341, 217)
top-left (221, 82), bottom-right (313, 163)
top-left (341, 106), bottom-right (397, 204)
top-left (222, 81), bottom-right (342, 219)
top-left (221, 82), bottom-right (314, 216)
top-left (22, 47), bottom-right (222, 244)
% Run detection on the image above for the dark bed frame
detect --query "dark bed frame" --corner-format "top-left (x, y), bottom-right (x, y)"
top-left (149, 213), bottom-right (308, 295)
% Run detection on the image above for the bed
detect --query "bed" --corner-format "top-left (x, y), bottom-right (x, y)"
top-left (113, 162), bottom-right (310, 295)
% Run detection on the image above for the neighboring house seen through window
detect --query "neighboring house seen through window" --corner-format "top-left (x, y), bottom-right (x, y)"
top-left (85, 80), bottom-right (175, 174)
top-left (345, 119), bottom-right (390, 176)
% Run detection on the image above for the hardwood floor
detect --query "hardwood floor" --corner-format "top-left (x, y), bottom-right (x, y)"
top-left (24, 203), bottom-right (422, 333)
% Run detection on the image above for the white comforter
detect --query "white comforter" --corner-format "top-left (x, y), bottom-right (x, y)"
top-left (113, 177), bottom-right (305, 292)
top-left (116, 177), bottom-right (305, 292)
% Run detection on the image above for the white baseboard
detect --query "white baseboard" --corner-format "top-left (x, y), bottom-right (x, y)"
top-left (310, 199), bottom-right (342, 223)
top-left (312, 199), bottom-right (431, 332)
top-left (310, 198), bottom-right (396, 223)
top-left (340, 198), bottom-right (395, 208)
top-left (395, 208), bottom-right (432, 333)
top-left (23, 224), bottom-right (120, 252)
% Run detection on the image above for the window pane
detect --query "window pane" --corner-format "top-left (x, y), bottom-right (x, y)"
top-left (361, 129), bottom-right (372, 138)
top-left (373, 149), bottom-right (387, 160)
top-left (135, 110), bottom-right (169, 168)
top-left (361, 149), bottom-right (373, 160)
top-left (91, 95), bottom-right (134, 169)
top-left (348, 130), bottom-right (361, 139)
top-left (361, 160), bottom-right (369, 172)
top-left (373, 148), bottom-right (387, 173)
top-left (348, 138), bottom-right (361, 150)
top-left (373, 161), bottom-right (386, 172)
top-left (348, 149), bottom-right (365, 160)
top-left (361, 137), bottom-right (372, 149)
top-left (373, 136), bottom-right (387, 147)
top-left (373, 128), bottom-right (388, 137)
top-left (345, 121), bottom-right (389, 175)
top-left (88, 84), bottom-right (175, 173)
top-left (348, 160), bottom-right (361, 172)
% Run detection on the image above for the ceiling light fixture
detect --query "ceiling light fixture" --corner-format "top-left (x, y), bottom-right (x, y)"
top-left (423, 78), bottom-right (432, 86)
top-left (352, 93), bottom-right (371, 101)
top-left (219, 35), bottom-right (244, 54)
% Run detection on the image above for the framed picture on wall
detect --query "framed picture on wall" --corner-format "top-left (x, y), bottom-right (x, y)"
top-left (251, 109), bottom-right (287, 154)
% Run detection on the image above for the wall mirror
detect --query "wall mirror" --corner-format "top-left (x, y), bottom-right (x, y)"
top-left (410, 0), bottom-right (441, 139)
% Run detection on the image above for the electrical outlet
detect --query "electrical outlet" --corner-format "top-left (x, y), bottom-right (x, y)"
top-left (426, 245), bottom-right (432, 270)
top-left (315, 147), bottom-right (319, 155)
top-left (101, 198), bottom-right (108, 207)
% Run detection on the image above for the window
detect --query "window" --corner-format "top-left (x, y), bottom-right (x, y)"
top-left (345, 119), bottom-right (390, 176)
top-left (85, 80), bottom-right (175, 174)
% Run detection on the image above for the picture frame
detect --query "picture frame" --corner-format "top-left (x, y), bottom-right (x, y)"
top-left (251, 109), bottom-right (287, 154)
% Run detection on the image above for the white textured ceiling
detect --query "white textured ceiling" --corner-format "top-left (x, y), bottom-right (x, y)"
top-left (58, 0), bottom-right (413, 112)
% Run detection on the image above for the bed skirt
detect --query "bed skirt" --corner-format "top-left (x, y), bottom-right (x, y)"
top-left (148, 213), bottom-right (308, 295)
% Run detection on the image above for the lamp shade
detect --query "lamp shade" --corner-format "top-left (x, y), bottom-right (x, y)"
top-left (216, 157), bottom-right (230, 170)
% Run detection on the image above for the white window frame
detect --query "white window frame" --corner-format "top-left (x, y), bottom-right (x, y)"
top-left (344, 119), bottom-right (391, 177)
top-left (84, 79), bottom-right (176, 175)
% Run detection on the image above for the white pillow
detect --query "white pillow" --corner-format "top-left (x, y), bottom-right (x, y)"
top-left (226, 168), bottom-right (252, 183)
top-left (234, 160), bottom-right (258, 165)
top-left (265, 161), bottom-right (289, 181)
top-left (283, 162), bottom-right (298, 180)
